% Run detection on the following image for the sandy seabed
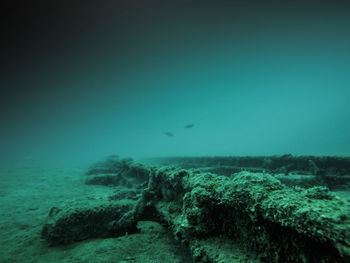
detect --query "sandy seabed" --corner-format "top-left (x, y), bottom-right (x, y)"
top-left (0, 165), bottom-right (190, 263)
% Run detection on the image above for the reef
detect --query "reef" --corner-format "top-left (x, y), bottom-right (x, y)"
top-left (42, 155), bottom-right (350, 262)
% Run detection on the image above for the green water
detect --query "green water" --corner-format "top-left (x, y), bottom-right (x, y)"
top-left (2, 0), bottom-right (350, 166)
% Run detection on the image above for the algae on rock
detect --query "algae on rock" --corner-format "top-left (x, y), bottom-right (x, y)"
top-left (41, 157), bottom-right (350, 262)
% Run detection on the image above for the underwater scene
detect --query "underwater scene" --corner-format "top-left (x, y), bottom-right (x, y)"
top-left (2, 0), bottom-right (350, 262)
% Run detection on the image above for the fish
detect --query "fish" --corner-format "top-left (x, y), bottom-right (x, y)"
top-left (184, 124), bottom-right (194, 128)
top-left (164, 132), bottom-right (174, 137)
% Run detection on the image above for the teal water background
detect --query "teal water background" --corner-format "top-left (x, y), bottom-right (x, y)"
top-left (2, 0), bottom-right (350, 166)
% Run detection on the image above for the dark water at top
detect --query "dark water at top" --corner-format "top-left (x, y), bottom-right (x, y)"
top-left (2, 0), bottom-right (350, 166)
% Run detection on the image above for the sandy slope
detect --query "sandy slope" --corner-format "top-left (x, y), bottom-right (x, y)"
top-left (0, 166), bottom-right (191, 263)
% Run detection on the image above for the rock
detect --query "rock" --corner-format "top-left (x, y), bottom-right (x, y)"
top-left (85, 157), bottom-right (150, 188)
top-left (135, 166), bottom-right (350, 262)
top-left (41, 200), bottom-right (138, 246)
top-left (145, 155), bottom-right (350, 190)
top-left (42, 158), bottom-right (350, 262)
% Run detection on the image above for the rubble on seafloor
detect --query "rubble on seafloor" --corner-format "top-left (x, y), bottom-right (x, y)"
top-left (42, 155), bottom-right (350, 262)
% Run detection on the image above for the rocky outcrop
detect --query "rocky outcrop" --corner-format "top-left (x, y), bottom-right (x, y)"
top-left (146, 155), bottom-right (350, 190)
top-left (42, 158), bottom-right (350, 262)
top-left (41, 199), bottom-right (138, 246)
top-left (136, 166), bottom-right (350, 262)
top-left (85, 156), bottom-right (150, 188)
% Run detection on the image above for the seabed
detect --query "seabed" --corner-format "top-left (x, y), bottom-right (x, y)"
top-left (1, 155), bottom-right (350, 262)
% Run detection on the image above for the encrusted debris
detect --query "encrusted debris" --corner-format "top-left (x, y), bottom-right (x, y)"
top-left (41, 157), bottom-right (350, 262)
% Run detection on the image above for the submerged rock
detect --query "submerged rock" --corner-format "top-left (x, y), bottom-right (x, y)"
top-left (41, 200), bottom-right (138, 246)
top-left (146, 155), bottom-right (350, 190)
top-left (85, 157), bottom-right (150, 188)
top-left (42, 157), bottom-right (350, 262)
top-left (140, 168), bottom-right (350, 262)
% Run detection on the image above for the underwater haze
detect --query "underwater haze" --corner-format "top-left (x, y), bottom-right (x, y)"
top-left (2, 1), bottom-right (350, 262)
top-left (2, 0), bottom-right (350, 166)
